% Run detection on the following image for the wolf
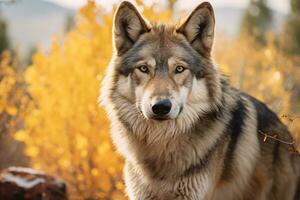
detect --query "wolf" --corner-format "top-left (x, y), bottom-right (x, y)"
top-left (100, 1), bottom-right (300, 199)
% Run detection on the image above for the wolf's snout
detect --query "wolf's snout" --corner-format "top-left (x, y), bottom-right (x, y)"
top-left (152, 99), bottom-right (172, 117)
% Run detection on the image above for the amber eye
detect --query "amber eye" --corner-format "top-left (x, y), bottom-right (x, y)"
top-left (138, 65), bottom-right (149, 73)
top-left (175, 65), bottom-right (185, 73)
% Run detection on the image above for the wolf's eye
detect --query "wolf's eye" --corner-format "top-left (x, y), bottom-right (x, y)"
top-left (138, 65), bottom-right (149, 73)
top-left (175, 66), bottom-right (185, 73)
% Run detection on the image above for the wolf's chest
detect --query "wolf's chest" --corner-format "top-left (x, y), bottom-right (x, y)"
top-left (125, 162), bottom-right (217, 200)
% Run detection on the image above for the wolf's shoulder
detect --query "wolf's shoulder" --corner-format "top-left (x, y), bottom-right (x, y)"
top-left (237, 91), bottom-right (293, 141)
top-left (240, 92), bottom-right (280, 128)
top-left (220, 78), bottom-right (286, 135)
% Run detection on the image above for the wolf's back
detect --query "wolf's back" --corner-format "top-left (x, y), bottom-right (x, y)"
top-left (241, 92), bottom-right (300, 199)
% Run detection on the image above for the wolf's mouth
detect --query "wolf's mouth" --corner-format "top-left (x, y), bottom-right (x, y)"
top-left (152, 116), bottom-right (170, 121)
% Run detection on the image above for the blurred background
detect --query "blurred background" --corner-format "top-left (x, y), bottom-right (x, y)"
top-left (0, 0), bottom-right (299, 199)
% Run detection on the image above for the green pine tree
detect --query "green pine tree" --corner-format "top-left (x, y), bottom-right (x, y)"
top-left (0, 17), bottom-right (10, 53)
top-left (281, 0), bottom-right (300, 55)
top-left (25, 45), bottom-right (37, 66)
top-left (64, 14), bottom-right (75, 33)
top-left (240, 0), bottom-right (272, 44)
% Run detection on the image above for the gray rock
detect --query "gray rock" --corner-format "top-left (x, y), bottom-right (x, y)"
top-left (0, 167), bottom-right (68, 200)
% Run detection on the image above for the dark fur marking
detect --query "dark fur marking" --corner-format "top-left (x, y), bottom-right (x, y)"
top-left (243, 93), bottom-right (280, 134)
top-left (272, 141), bottom-right (280, 165)
top-left (190, 104), bottom-right (224, 137)
top-left (294, 178), bottom-right (300, 200)
top-left (118, 66), bottom-right (134, 76)
top-left (202, 103), bottom-right (224, 122)
top-left (183, 133), bottom-right (226, 177)
top-left (182, 95), bottom-right (226, 177)
top-left (195, 70), bottom-right (205, 79)
top-left (221, 99), bottom-right (247, 180)
top-left (199, 90), bottom-right (226, 124)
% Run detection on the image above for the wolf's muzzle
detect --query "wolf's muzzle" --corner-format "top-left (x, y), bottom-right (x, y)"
top-left (152, 99), bottom-right (172, 119)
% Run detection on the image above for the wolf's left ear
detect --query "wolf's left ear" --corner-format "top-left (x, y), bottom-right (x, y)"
top-left (177, 2), bottom-right (215, 57)
top-left (113, 1), bottom-right (151, 55)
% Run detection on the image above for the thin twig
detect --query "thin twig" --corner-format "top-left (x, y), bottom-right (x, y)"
top-left (258, 130), bottom-right (299, 156)
top-left (281, 114), bottom-right (300, 119)
top-left (281, 114), bottom-right (300, 122)
top-left (258, 130), bottom-right (295, 145)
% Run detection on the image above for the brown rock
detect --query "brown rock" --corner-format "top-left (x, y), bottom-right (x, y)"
top-left (0, 167), bottom-right (68, 200)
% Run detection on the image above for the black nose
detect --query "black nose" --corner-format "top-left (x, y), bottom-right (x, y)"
top-left (152, 99), bottom-right (172, 116)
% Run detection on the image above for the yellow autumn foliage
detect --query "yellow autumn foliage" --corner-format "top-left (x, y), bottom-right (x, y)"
top-left (0, 1), bottom-right (296, 200)
top-left (0, 51), bottom-right (29, 168)
top-left (21, 2), bottom-right (123, 199)
top-left (214, 34), bottom-right (300, 144)
top-left (0, 52), bottom-right (27, 133)
top-left (215, 35), bottom-right (292, 114)
top-left (16, 1), bottom-right (173, 199)
top-left (0, 52), bottom-right (18, 116)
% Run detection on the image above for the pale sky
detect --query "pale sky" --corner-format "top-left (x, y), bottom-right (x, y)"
top-left (47, 0), bottom-right (290, 14)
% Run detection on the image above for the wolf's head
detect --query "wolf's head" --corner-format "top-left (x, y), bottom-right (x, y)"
top-left (102, 1), bottom-right (222, 127)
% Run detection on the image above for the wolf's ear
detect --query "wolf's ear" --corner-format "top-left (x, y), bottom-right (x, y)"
top-left (113, 1), bottom-right (150, 55)
top-left (177, 2), bottom-right (215, 57)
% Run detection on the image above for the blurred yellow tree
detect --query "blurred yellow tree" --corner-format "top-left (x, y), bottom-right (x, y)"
top-left (0, 52), bottom-right (19, 131)
top-left (0, 52), bottom-right (28, 169)
top-left (16, 1), bottom-right (172, 199)
top-left (214, 35), bottom-right (291, 113)
top-left (214, 34), bottom-right (300, 147)
top-left (20, 2), bottom-right (123, 199)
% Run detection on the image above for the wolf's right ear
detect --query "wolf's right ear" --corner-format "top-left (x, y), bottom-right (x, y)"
top-left (113, 1), bottom-right (150, 55)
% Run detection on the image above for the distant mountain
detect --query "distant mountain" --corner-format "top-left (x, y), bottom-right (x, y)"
top-left (0, 0), bottom-right (75, 58)
top-left (214, 6), bottom-right (287, 37)
top-left (214, 7), bottom-right (244, 37)
top-left (0, 0), bottom-right (286, 61)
